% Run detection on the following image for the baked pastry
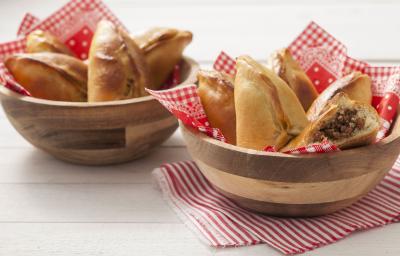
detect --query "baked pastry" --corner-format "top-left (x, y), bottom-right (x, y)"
top-left (5, 52), bottom-right (87, 101)
top-left (269, 48), bottom-right (318, 111)
top-left (88, 20), bottom-right (149, 102)
top-left (307, 71), bottom-right (372, 121)
top-left (26, 30), bottom-right (74, 56)
top-left (234, 55), bottom-right (308, 150)
top-left (281, 92), bottom-right (380, 151)
top-left (197, 70), bottom-right (236, 144)
top-left (134, 27), bottom-right (192, 89)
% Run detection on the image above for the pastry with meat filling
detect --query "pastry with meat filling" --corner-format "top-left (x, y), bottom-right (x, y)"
top-left (307, 71), bottom-right (372, 121)
top-left (281, 92), bottom-right (380, 151)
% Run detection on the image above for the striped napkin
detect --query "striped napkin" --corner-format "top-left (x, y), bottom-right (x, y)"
top-left (154, 159), bottom-right (400, 254)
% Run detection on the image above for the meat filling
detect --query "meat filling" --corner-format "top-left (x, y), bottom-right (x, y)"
top-left (313, 108), bottom-right (365, 142)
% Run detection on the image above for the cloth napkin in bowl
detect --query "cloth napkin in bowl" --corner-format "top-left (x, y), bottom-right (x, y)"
top-left (148, 22), bottom-right (400, 153)
top-left (153, 159), bottom-right (400, 255)
top-left (0, 0), bottom-right (182, 95)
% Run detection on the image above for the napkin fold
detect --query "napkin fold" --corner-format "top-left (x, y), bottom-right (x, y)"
top-left (154, 159), bottom-right (400, 254)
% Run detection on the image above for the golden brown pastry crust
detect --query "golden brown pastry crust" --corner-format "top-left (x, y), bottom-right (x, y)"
top-left (307, 71), bottom-right (372, 121)
top-left (134, 27), bottom-right (192, 90)
top-left (269, 48), bottom-right (318, 111)
top-left (234, 55), bottom-right (308, 151)
top-left (88, 20), bottom-right (149, 102)
top-left (197, 70), bottom-right (236, 144)
top-left (26, 30), bottom-right (74, 56)
top-left (282, 93), bottom-right (379, 151)
top-left (5, 52), bottom-right (87, 101)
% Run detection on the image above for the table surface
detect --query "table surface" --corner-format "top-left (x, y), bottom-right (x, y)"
top-left (0, 0), bottom-right (400, 255)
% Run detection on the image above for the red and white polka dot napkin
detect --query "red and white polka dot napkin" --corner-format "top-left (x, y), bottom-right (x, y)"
top-left (149, 21), bottom-right (399, 153)
top-left (288, 22), bottom-right (399, 141)
top-left (0, 0), bottom-right (124, 95)
top-left (148, 84), bottom-right (226, 142)
top-left (0, 0), bottom-right (181, 97)
top-left (0, 0), bottom-right (125, 61)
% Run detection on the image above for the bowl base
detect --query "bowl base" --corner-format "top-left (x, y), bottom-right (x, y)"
top-left (49, 146), bottom-right (152, 166)
top-left (215, 186), bottom-right (361, 217)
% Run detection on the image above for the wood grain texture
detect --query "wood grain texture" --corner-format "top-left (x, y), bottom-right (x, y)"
top-left (0, 147), bottom-right (190, 184)
top-left (0, 222), bottom-right (398, 256)
top-left (0, 1), bottom-right (399, 63)
top-left (0, 117), bottom-right (187, 148)
top-left (2, 1), bottom-right (400, 61)
top-left (0, 223), bottom-right (212, 256)
top-left (0, 184), bottom-right (179, 223)
top-left (0, 57), bottom-right (198, 165)
top-left (196, 159), bottom-right (386, 204)
top-left (215, 187), bottom-right (363, 217)
top-left (180, 106), bottom-right (400, 216)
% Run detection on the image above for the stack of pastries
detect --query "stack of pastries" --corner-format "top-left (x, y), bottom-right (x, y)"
top-left (197, 49), bottom-right (380, 151)
top-left (5, 20), bottom-right (192, 102)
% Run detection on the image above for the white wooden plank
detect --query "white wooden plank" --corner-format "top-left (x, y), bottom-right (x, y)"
top-left (215, 225), bottom-right (400, 255)
top-left (0, 223), bottom-right (212, 256)
top-left (305, 224), bottom-right (400, 255)
top-left (0, 183), bottom-right (179, 223)
top-left (162, 128), bottom-right (185, 147)
top-left (117, 5), bottom-right (400, 62)
top-left (113, 0), bottom-right (400, 5)
top-left (0, 118), bottom-right (31, 148)
top-left (0, 1), bottom-right (400, 61)
top-left (0, 222), bottom-right (399, 256)
top-left (0, 147), bottom-right (190, 184)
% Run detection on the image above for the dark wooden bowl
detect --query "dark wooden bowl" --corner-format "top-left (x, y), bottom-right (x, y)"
top-left (0, 57), bottom-right (198, 165)
top-left (180, 108), bottom-right (400, 217)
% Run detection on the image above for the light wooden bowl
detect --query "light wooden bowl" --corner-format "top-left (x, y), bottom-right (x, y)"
top-left (0, 57), bottom-right (198, 166)
top-left (180, 108), bottom-right (400, 217)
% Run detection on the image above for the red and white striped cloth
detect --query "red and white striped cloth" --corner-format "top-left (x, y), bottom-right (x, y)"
top-left (154, 159), bottom-right (400, 254)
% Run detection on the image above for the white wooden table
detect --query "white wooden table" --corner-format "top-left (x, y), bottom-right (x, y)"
top-left (0, 1), bottom-right (399, 255)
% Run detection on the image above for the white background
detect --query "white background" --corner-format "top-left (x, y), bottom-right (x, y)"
top-left (0, 0), bottom-right (399, 255)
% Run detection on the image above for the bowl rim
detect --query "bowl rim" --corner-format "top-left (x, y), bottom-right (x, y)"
top-left (180, 104), bottom-right (400, 159)
top-left (0, 56), bottom-right (199, 108)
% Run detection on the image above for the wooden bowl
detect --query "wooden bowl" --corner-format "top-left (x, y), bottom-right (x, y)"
top-left (180, 109), bottom-right (400, 217)
top-left (0, 57), bottom-right (198, 165)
